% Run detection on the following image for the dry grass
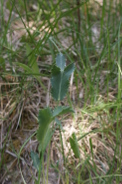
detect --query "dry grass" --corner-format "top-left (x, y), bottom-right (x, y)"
top-left (0, 1), bottom-right (122, 184)
top-left (1, 75), bottom-right (121, 183)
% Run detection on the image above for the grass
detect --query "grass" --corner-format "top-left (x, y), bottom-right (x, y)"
top-left (0, 0), bottom-right (122, 183)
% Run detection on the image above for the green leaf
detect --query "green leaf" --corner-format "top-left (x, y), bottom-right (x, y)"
top-left (16, 62), bottom-right (46, 89)
top-left (16, 62), bottom-right (33, 73)
top-left (15, 44), bottom-right (46, 89)
top-left (56, 53), bottom-right (66, 71)
top-left (55, 118), bottom-right (63, 130)
top-left (37, 108), bottom-right (53, 152)
top-left (38, 107), bottom-right (52, 125)
top-left (69, 133), bottom-right (80, 159)
top-left (38, 128), bottom-right (52, 153)
top-left (53, 106), bottom-right (74, 118)
top-left (26, 44), bottom-right (40, 76)
top-left (26, 43), bottom-right (32, 65)
top-left (30, 151), bottom-right (40, 171)
top-left (51, 61), bottom-right (75, 101)
top-left (26, 44), bottom-right (41, 77)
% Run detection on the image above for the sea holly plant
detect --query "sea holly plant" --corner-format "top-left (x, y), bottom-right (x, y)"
top-left (31, 53), bottom-right (75, 183)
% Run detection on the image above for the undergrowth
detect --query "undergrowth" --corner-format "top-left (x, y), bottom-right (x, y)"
top-left (0, 0), bottom-right (122, 184)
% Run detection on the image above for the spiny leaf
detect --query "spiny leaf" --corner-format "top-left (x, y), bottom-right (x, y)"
top-left (56, 53), bottom-right (66, 71)
top-left (38, 107), bottom-right (52, 125)
top-left (69, 133), bottom-right (80, 159)
top-left (53, 106), bottom-right (74, 118)
top-left (51, 62), bottom-right (75, 101)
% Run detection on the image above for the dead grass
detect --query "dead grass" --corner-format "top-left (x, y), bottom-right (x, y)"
top-left (0, 1), bottom-right (122, 184)
top-left (1, 74), bottom-right (120, 183)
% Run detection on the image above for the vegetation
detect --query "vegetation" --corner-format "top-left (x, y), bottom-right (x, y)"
top-left (0, 0), bottom-right (122, 183)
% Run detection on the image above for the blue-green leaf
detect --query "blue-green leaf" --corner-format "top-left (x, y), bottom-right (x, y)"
top-left (38, 128), bottom-right (52, 153)
top-left (55, 118), bottom-right (63, 130)
top-left (30, 151), bottom-right (40, 171)
top-left (38, 107), bottom-right (52, 125)
top-left (56, 53), bottom-right (66, 71)
top-left (51, 61), bottom-right (75, 101)
top-left (37, 108), bottom-right (53, 152)
top-left (53, 106), bottom-right (74, 118)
